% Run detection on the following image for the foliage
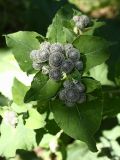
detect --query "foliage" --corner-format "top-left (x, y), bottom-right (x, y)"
top-left (0, 2), bottom-right (120, 160)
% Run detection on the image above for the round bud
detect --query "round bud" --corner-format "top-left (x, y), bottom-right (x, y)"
top-left (76, 21), bottom-right (85, 30)
top-left (78, 93), bottom-right (86, 104)
top-left (49, 52), bottom-right (64, 68)
top-left (79, 15), bottom-right (90, 27)
top-left (49, 68), bottom-right (62, 81)
top-left (30, 50), bottom-right (39, 61)
top-left (63, 80), bottom-right (74, 88)
top-left (66, 48), bottom-right (80, 62)
top-left (59, 89), bottom-right (66, 101)
top-left (75, 61), bottom-right (83, 71)
top-left (42, 65), bottom-right (50, 75)
top-left (38, 49), bottom-right (50, 62)
top-left (65, 88), bottom-right (80, 103)
top-left (73, 15), bottom-right (80, 22)
top-left (50, 43), bottom-right (64, 53)
top-left (32, 62), bottom-right (43, 70)
top-left (64, 44), bottom-right (73, 53)
top-left (75, 82), bottom-right (85, 92)
top-left (61, 59), bottom-right (74, 74)
top-left (40, 41), bottom-right (51, 50)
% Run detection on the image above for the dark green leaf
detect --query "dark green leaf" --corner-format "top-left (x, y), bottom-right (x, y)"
top-left (51, 98), bottom-right (102, 152)
top-left (24, 72), bottom-right (61, 102)
top-left (0, 93), bottom-right (9, 106)
top-left (82, 77), bottom-right (101, 93)
top-left (73, 35), bottom-right (110, 71)
top-left (103, 86), bottom-right (120, 117)
top-left (24, 72), bottom-right (48, 103)
top-left (16, 150), bottom-right (39, 160)
top-left (83, 21), bottom-right (105, 36)
top-left (46, 5), bottom-right (76, 43)
top-left (5, 31), bottom-right (41, 74)
top-left (45, 119), bottom-right (60, 135)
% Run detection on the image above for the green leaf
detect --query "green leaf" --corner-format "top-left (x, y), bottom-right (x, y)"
top-left (0, 93), bottom-right (9, 106)
top-left (82, 77), bottom-right (101, 93)
top-left (83, 21), bottom-right (105, 36)
top-left (0, 117), bottom-right (36, 158)
top-left (12, 78), bottom-right (29, 105)
top-left (103, 86), bottom-right (120, 117)
top-left (38, 79), bottom-right (61, 100)
top-left (24, 72), bottom-right (48, 103)
top-left (67, 140), bottom-right (104, 160)
top-left (5, 31), bottom-right (41, 74)
top-left (73, 35), bottom-right (110, 71)
top-left (25, 108), bottom-right (46, 129)
top-left (16, 150), bottom-right (39, 160)
top-left (51, 77), bottom-right (102, 152)
top-left (51, 98), bottom-right (102, 152)
top-left (89, 63), bottom-right (115, 86)
top-left (45, 119), bottom-right (60, 135)
top-left (24, 72), bottom-right (61, 103)
top-left (46, 5), bottom-right (76, 43)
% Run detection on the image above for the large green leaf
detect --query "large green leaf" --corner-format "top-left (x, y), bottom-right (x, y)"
top-left (24, 72), bottom-right (61, 103)
top-left (5, 31), bottom-right (41, 74)
top-left (0, 117), bottom-right (36, 158)
top-left (73, 35), bottom-right (110, 72)
top-left (46, 5), bottom-right (76, 43)
top-left (51, 78), bottom-right (102, 152)
top-left (51, 99), bottom-right (102, 152)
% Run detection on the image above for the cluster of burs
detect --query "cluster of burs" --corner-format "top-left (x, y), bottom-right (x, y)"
top-left (30, 41), bottom-right (86, 107)
top-left (73, 14), bottom-right (91, 30)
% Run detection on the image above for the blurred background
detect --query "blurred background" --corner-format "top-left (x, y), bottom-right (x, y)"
top-left (0, 0), bottom-right (120, 160)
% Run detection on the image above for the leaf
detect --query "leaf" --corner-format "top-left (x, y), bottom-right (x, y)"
top-left (16, 150), bottom-right (39, 160)
top-left (89, 63), bottom-right (114, 86)
top-left (46, 5), bottom-right (76, 43)
top-left (51, 98), bottom-right (102, 152)
top-left (45, 119), bottom-right (60, 135)
top-left (24, 72), bottom-right (48, 103)
top-left (24, 72), bottom-right (61, 103)
top-left (102, 86), bottom-right (120, 117)
top-left (0, 117), bottom-right (37, 158)
top-left (67, 140), bottom-right (104, 160)
top-left (82, 77), bottom-right (101, 93)
top-left (73, 35), bottom-right (110, 71)
top-left (37, 79), bottom-right (61, 100)
top-left (0, 93), bottom-right (9, 106)
top-left (12, 78), bottom-right (29, 105)
top-left (51, 77), bottom-right (102, 152)
top-left (25, 108), bottom-right (46, 129)
top-left (5, 31), bottom-right (41, 74)
top-left (83, 21), bottom-right (105, 36)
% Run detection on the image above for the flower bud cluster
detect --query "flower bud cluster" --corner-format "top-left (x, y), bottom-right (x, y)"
top-left (59, 80), bottom-right (86, 107)
top-left (30, 42), bottom-right (83, 81)
top-left (73, 15), bottom-right (91, 30)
